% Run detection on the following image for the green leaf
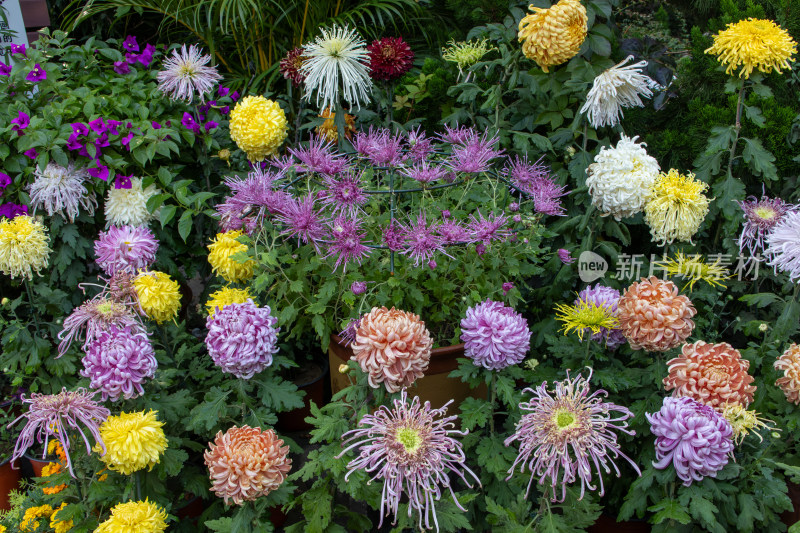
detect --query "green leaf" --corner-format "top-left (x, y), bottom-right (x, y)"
top-left (712, 175), bottom-right (746, 219)
top-left (741, 137), bottom-right (778, 181)
top-left (189, 386), bottom-right (231, 432)
top-left (743, 105), bottom-right (766, 128)
top-left (739, 292), bottom-right (782, 308)
top-left (689, 494), bottom-right (721, 533)
top-left (159, 205), bottom-right (177, 227)
top-left (205, 518), bottom-right (233, 532)
top-left (159, 447), bottom-right (189, 478)
top-left (177, 210), bottom-right (193, 242)
top-left (648, 498), bottom-right (692, 525)
top-left (736, 493), bottom-right (763, 532)
top-left (256, 376), bottom-right (304, 412)
top-left (458, 397), bottom-right (491, 431)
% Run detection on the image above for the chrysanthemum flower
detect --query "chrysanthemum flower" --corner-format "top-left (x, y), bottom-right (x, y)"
top-left (555, 298), bottom-right (619, 341)
top-left (580, 56), bottom-right (658, 129)
top-left (0, 215), bottom-right (51, 280)
top-left (20, 505), bottom-right (53, 531)
top-left (205, 300), bottom-right (280, 379)
top-left (617, 276), bottom-right (696, 352)
top-left (28, 162), bottom-right (97, 222)
top-left (737, 194), bottom-right (796, 257)
top-left (288, 135), bottom-right (350, 174)
top-left (351, 307), bottom-right (432, 393)
top-left (104, 177), bottom-right (161, 227)
top-left (204, 425), bottom-right (291, 505)
top-left (644, 169), bottom-right (710, 245)
top-left (206, 286), bottom-right (252, 316)
top-left (301, 25), bottom-right (373, 110)
top-left (505, 155), bottom-right (569, 216)
top-left (518, 0), bottom-right (587, 72)
top-left (442, 39), bottom-right (497, 78)
top-left (280, 47), bottom-right (307, 87)
top-left (95, 500), bottom-right (168, 533)
top-left (320, 172), bottom-right (367, 216)
top-left (354, 127), bottom-right (405, 166)
top-left (134, 271), bottom-right (182, 324)
top-left (662, 253), bottom-right (730, 292)
top-left (721, 403), bottom-right (776, 445)
top-left (663, 341), bottom-right (756, 409)
top-left (705, 18), bottom-right (797, 79)
top-left (460, 299), bottom-right (531, 370)
top-left (586, 135), bottom-right (660, 220)
top-left (775, 343), bottom-right (800, 404)
top-left (94, 225), bottom-right (158, 276)
top-left (765, 210), bottom-right (800, 282)
top-left (97, 410), bottom-right (167, 475)
top-left (276, 193), bottom-right (327, 250)
top-left (505, 370), bottom-right (639, 501)
top-left (575, 284), bottom-right (626, 349)
top-left (400, 161), bottom-right (449, 184)
top-left (339, 390), bottom-right (480, 531)
top-left (324, 215), bottom-right (371, 272)
top-left (316, 106), bottom-right (356, 143)
top-left (367, 37), bottom-right (414, 81)
top-left (208, 230), bottom-right (256, 283)
top-left (81, 325), bottom-right (157, 401)
top-left (647, 396), bottom-right (733, 486)
top-left (448, 131), bottom-right (504, 173)
top-left (400, 212), bottom-right (447, 267)
top-left (58, 296), bottom-right (144, 356)
top-left (156, 44), bottom-right (222, 102)
top-left (229, 95), bottom-right (288, 161)
top-left (466, 210), bottom-right (510, 245)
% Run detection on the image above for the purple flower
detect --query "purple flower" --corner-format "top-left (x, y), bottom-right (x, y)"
top-left (0, 61), bottom-right (11, 76)
top-left (288, 136), bottom-right (349, 175)
top-left (94, 225), bottom-right (158, 276)
top-left (114, 174), bottom-right (132, 189)
top-left (218, 87), bottom-right (231, 97)
top-left (439, 124), bottom-right (478, 145)
top-left (205, 120), bottom-right (219, 132)
top-left (138, 44), bottom-right (156, 67)
top-left (576, 285), bottom-right (625, 349)
top-left (231, 90), bottom-right (240, 101)
top-left (765, 210), bottom-right (800, 282)
top-left (354, 128), bottom-right (405, 167)
top-left (428, 259), bottom-right (437, 269)
top-left (275, 193), bottom-right (327, 250)
top-left (509, 202), bottom-right (520, 212)
top-left (106, 120), bottom-right (122, 136)
top-left (319, 172), bottom-right (367, 216)
top-left (88, 117), bottom-right (107, 134)
top-left (382, 222), bottom-right (405, 251)
top-left (181, 112), bottom-right (201, 134)
top-left (448, 132), bottom-right (504, 173)
top-left (23, 149), bottom-right (38, 160)
top-left (113, 61), bottom-right (131, 75)
top-left (94, 132), bottom-right (110, 149)
top-left (11, 111), bottom-right (29, 134)
top-left (0, 203), bottom-right (28, 218)
top-left (502, 282), bottom-right (514, 295)
top-left (442, 209), bottom-right (451, 219)
top-left (351, 281), bottom-right (367, 295)
top-left (58, 296), bottom-right (145, 357)
top-left (475, 242), bottom-right (486, 256)
top-left (324, 216), bottom-right (371, 272)
top-left (151, 121), bottom-right (162, 130)
top-left (223, 166), bottom-right (291, 223)
top-left (506, 156), bottom-right (569, 216)
top-left (460, 299), bottom-right (531, 370)
top-left (647, 396), bottom-right (733, 486)
top-left (87, 164), bottom-right (110, 181)
top-left (738, 193), bottom-right (797, 257)
top-left (406, 127), bottom-right (434, 163)
top-left (123, 35), bottom-right (139, 52)
top-left (121, 132), bottom-right (134, 150)
top-left (221, 105), bottom-right (230, 114)
top-left (125, 52), bottom-right (139, 65)
top-left (436, 218), bottom-right (468, 244)
top-left (71, 123), bottom-right (89, 136)
top-left (399, 161), bottom-right (448, 184)
top-left (338, 318), bottom-right (360, 347)
top-left (81, 325), bottom-right (157, 401)
top-left (467, 211), bottom-right (510, 245)
top-left (401, 212), bottom-right (448, 267)
top-left (205, 300), bottom-right (280, 379)
top-left (25, 63), bottom-right (46, 83)
top-left (558, 248), bottom-right (574, 264)
top-left (10, 43), bottom-right (26, 56)
top-left (0, 173), bottom-right (11, 190)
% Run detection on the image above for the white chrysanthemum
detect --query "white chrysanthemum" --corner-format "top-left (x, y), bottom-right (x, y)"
top-left (765, 210), bottom-right (800, 283)
top-left (580, 56), bottom-right (660, 129)
top-left (586, 135), bottom-right (660, 220)
top-left (104, 178), bottom-right (161, 227)
top-left (157, 44), bottom-right (222, 103)
top-left (300, 25), bottom-right (372, 110)
top-left (28, 162), bottom-right (97, 223)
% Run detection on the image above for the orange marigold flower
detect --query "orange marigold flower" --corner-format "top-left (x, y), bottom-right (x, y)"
top-left (664, 341), bottom-right (756, 409)
top-left (41, 462), bottom-right (67, 495)
top-left (617, 276), bottom-right (696, 352)
top-left (775, 343), bottom-right (800, 404)
top-left (351, 306), bottom-right (433, 393)
top-left (204, 425), bottom-right (291, 505)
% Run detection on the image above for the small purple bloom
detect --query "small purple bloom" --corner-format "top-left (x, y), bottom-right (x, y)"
top-left (25, 64), bottom-right (46, 83)
top-left (353, 128), bottom-right (405, 167)
top-left (467, 211), bottom-right (511, 245)
top-left (123, 35), bottom-right (139, 52)
top-left (0, 61), bottom-right (11, 76)
top-left (320, 172), bottom-right (367, 216)
top-left (113, 61), bottom-right (131, 75)
top-left (11, 111), bottom-right (30, 134)
top-left (476, 242), bottom-right (486, 256)
top-left (513, 214), bottom-right (522, 223)
top-left (436, 219), bottom-right (468, 244)
top-left (65, 134), bottom-right (83, 151)
top-left (406, 127), bottom-right (434, 163)
top-left (204, 120), bottom-right (219, 132)
top-left (23, 148), bottom-right (38, 160)
top-left (114, 174), bottom-right (133, 189)
top-left (218, 87), bottom-right (230, 97)
top-left (448, 131), bottom-right (504, 173)
top-left (439, 124), bottom-right (477, 145)
top-left (288, 136), bottom-right (350, 175)
top-left (738, 193), bottom-right (796, 257)
top-left (0, 203), bottom-right (28, 218)
top-left (87, 164), bottom-right (110, 181)
top-left (106, 120), bottom-right (122, 136)
top-left (221, 105), bottom-right (230, 115)
top-left (461, 299), bottom-right (531, 370)
top-left (558, 249), bottom-right (574, 264)
top-left (399, 161), bottom-right (448, 184)
top-left (0, 173), bottom-right (11, 190)
top-left (442, 210), bottom-right (451, 219)
top-left (205, 301), bottom-right (280, 379)
top-left (351, 281), bottom-right (367, 295)
top-left (151, 121), bottom-right (161, 130)
top-left (138, 44), bottom-right (156, 67)
top-left (181, 112), bottom-right (201, 134)
top-left (94, 132), bottom-right (110, 149)
top-left (231, 90), bottom-right (240, 101)
top-left (10, 43), bottom-right (26, 56)
top-left (509, 202), bottom-right (520, 212)
top-left (125, 52), bottom-right (139, 65)
top-left (71, 123), bottom-right (89, 136)
top-left (401, 212), bottom-right (448, 267)
top-left (275, 193), bottom-right (327, 250)
top-left (382, 222), bottom-right (405, 252)
top-left (428, 260), bottom-right (437, 270)
top-left (88, 117), bottom-right (107, 134)
top-left (505, 155), bottom-right (568, 216)
top-left (121, 132), bottom-right (135, 151)
top-left (502, 282), bottom-right (514, 295)
top-left (324, 216), bottom-right (371, 272)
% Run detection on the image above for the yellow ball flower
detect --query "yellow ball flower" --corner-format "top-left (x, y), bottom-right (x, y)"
top-left (20, 504), bottom-right (53, 531)
top-left (518, 0), bottom-right (587, 72)
top-left (208, 230), bottom-right (256, 283)
top-left (134, 271), bottom-right (182, 324)
top-left (95, 500), bottom-right (167, 533)
top-left (0, 215), bottom-right (51, 280)
top-left (705, 18), bottom-right (797, 79)
top-left (229, 95), bottom-right (288, 161)
top-left (206, 286), bottom-right (252, 316)
top-left (50, 503), bottom-right (73, 533)
top-left (97, 410), bottom-right (168, 475)
top-left (644, 169), bottom-right (710, 245)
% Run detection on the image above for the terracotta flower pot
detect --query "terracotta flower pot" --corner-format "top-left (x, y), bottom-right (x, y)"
top-left (276, 360), bottom-right (329, 432)
top-left (0, 458), bottom-right (21, 511)
top-left (23, 452), bottom-right (50, 478)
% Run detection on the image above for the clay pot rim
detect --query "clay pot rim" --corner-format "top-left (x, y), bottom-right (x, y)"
top-left (293, 358), bottom-right (330, 389)
top-left (330, 334), bottom-right (465, 357)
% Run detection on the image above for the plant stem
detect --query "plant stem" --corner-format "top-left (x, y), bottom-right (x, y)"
top-left (135, 471), bottom-right (142, 501)
top-left (389, 168), bottom-right (396, 275)
top-left (581, 120), bottom-right (589, 153)
top-left (24, 280), bottom-right (41, 336)
top-left (489, 372), bottom-right (497, 436)
top-left (727, 83), bottom-right (747, 179)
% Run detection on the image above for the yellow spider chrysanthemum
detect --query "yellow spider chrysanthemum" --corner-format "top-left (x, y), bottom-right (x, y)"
top-left (208, 230), bottom-right (256, 283)
top-left (95, 500), bottom-right (168, 533)
top-left (206, 286), bottom-right (252, 316)
top-left (229, 95), bottom-right (288, 162)
top-left (441, 38), bottom-right (497, 73)
top-left (660, 253), bottom-right (730, 292)
top-left (134, 271), bottom-right (182, 324)
top-left (721, 403), bottom-right (777, 446)
top-left (0, 215), bottom-right (51, 280)
top-left (705, 18), bottom-right (797, 79)
top-left (316, 107), bottom-right (356, 143)
top-left (20, 504), bottom-right (53, 531)
top-left (50, 503), bottom-right (73, 533)
top-left (96, 410), bottom-right (168, 475)
top-left (554, 299), bottom-right (619, 341)
top-left (644, 169), bottom-right (710, 245)
top-left (518, 0), bottom-right (587, 72)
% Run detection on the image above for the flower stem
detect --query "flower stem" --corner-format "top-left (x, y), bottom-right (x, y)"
top-left (489, 371), bottom-right (497, 436)
top-left (135, 471), bottom-right (142, 501)
top-left (24, 279), bottom-right (41, 336)
top-left (727, 83), bottom-right (747, 179)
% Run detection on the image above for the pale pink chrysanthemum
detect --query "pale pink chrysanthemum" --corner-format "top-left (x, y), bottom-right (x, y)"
top-left (460, 299), bottom-right (531, 370)
top-left (81, 324), bottom-right (157, 401)
top-left (765, 210), bottom-right (800, 282)
top-left (28, 162), bottom-right (97, 223)
top-left (94, 225), bottom-right (159, 276)
top-left (157, 44), bottom-right (222, 103)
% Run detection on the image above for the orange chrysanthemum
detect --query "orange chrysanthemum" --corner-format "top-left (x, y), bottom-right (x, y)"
top-left (775, 343), bottom-right (800, 404)
top-left (351, 306), bottom-right (433, 393)
top-left (204, 425), bottom-right (291, 505)
top-left (617, 276), bottom-right (696, 352)
top-left (664, 341), bottom-right (756, 409)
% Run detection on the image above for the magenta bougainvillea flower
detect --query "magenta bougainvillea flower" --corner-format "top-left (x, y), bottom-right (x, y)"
top-left (81, 325), bottom-right (157, 401)
top-left (94, 225), bottom-right (159, 276)
top-left (460, 299), bottom-right (531, 370)
top-left (367, 37), bottom-right (414, 81)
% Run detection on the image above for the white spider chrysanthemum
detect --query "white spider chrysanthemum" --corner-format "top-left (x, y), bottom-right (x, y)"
top-left (300, 25), bottom-right (372, 110)
top-left (104, 178), bottom-right (161, 227)
top-left (156, 44), bottom-right (222, 103)
top-left (580, 56), bottom-right (660, 129)
top-left (765, 211), bottom-right (800, 283)
top-left (28, 162), bottom-right (97, 223)
top-left (586, 135), bottom-right (660, 220)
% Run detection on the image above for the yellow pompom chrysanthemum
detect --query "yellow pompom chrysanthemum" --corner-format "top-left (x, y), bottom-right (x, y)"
top-left (208, 230), bottom-right (256, 283)
top-left (644, 169), bottom-right (710, 245)
top-left (97, 410), bottom-right (168, 475)
top-left (518, 0), bottom-right (587, 73)
top-left (134, 271), bottom-right (182, 324)
top-left (50, 503), bottom-right (73, 533)
top-left (95, 500), bottom-right (168, 533)
top-left (206, 286), bottom-right (252, 316)
top-left (0, 215), bottom-right (51, 280)
top-left (229, 95), bottom-right (288, 161)
top-left (705, 18), bottom-right (797, 79)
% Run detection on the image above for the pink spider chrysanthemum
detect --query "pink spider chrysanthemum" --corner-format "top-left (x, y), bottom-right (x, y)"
top-left (275, 193), bottom-right (327, 250)
top-left (324, 215), bottom-right (371, 272)
top-left (400, 212), bottom-right (449, 267)
top-left (319, 172), bottom-right (367, 216)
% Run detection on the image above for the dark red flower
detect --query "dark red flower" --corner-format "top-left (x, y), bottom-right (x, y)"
top-left (280, 47), bottom-right (307, 87)
top-left (367, 37), bottom-right (414, 81)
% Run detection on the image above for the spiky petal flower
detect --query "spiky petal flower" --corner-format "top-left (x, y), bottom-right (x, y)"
top-left (775, 343), bottom-right (800, 404)
top-left (97, 410), bottom-right (167, 475)
top-left (320, 172), bottom-right (367, 215)
top-left (721, 404), bottom-right (776, 445)
top-left (558, 248), bottom-right (575, 264)
top-left (400, 161), bottom-right (449, 184)
top-left (82, 325), bottom-right (157, 401)
top-left (367, 37), bottom-right (414, 81)
top-left (644, 169), bottom-right (710, 245)
top-left (280, 46), bottom-right (307, 87)
top-left (8, 388), bottom-right (110, 477)
top-left (555, 299), bottom-right (619, 341)
top-left (351, 307), bottom-right (432, 393)
top-left (448, 132), bottom-right (504, 173)
top-left (339, 390), bottom-right (480, 531)
top-left (134, 271), bottom-right (182, 324)
top-left (576, 284), bottom-right (625, 349)
top-left (95, 500), bottom-right (168, 533)
top-left (705, 18), bottom-right (797, 79)
top-left (206, 286), bottom-right (252, 316)
top-left (28, 162), bottom-right (97, 222)
top-left (467, 211), bottom-right (510, 245)
top-left (58, 297), bottom-right (144, 356)
top-left (580, 56), bottom-right (658, 129)
top-left (104, 177), bottom-right (161, 227)
top-left (276, 193), bottom-right (327, 250)
top-left (460, 299), bottom-right (531, 370)
top-left (94, 225), bottom-right (158, 276)
top-left (737, 194), bottom-right (796, 257)
top-left (229, 96), bottom-right (288, 161)
top-left (647, 396), bottom-right (733, 486)
top-left (156, 44), bottom-right (222, 102)
top-left (208, 230), bottom-right (256, 283)
top-left (0, 215), bottom-right (51, 280)
top-left (324, 215), bottom-right (371, 272)
top-left (505, 156), bottom-right (569, 216)
top-left (204, 426), bottom-right (291, 505)
top-left (354, 128), bottom-right (405, 166)
top-left (518, 0), bottom-right (588, 72)
top-left (401, 212), bottom-right (447, 267)
top-left (505, 370), bottom-right (639, 501)
top-left (764, 210), bottom-right (800, 282)
top-left (288, 136), bottom-right (350, 174)
top-left (661, 253), bottom-right (730, 292)
top-left (441, 39), bottom-right (496, 77)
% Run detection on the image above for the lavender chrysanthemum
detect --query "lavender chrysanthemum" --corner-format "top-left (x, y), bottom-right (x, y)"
top-left (275, 193), bottom-right (327, 250)
top-left (94, 225), bottom-right (159, 276)
top-left (338, 390), bottom-right (480, 531)
top-left (505, 156), bottom-right (568, 216)
top-left (401, 212), bottom-right (448, 267)
top-left (436, 218), bottom-right (468, 244)
top-left (382, 221), bottom-right (406, 251)
top-left (81, 325), bottom-right (157, 401)
top-left (320, 172), bottom-right (367, 215)
top-left (406, 127), bottom-right (434, 163)
top-left (28, 162), bottom-right (97, 223)
top-left (58, 297), bottom-right (145, 357)
top-left (354, 128), bottom-right (405, 167)
top-left (288, 136), bottom-right (350, 175)
top-left (205, 300), bottom-right (280, 379)
top-left (505, 370), bottom-right (640, 501)
top-left (738, 194), bottom-right (795, 256)
top-left (156, 44), bottom-right (222, 103)
top-left (324, 216), bottom-right (371, 272)
top-left (575, 285), bottom-right (625, 349)
top-left (8, 388), bottom-right (110, 476)
top-left (646, 396), bottom-right (733, 486)
top-left (225, 167), bottom-right (291, 219)
top-left (460, 299), bottom-right (531, 370)
top-left (439, 124), bottom-right (478, 145)
top-left (448, 132), bottom-right (503, 173)
top-left (467, 211), bottom-right (510, 245)
top-left (399, 161), bottom-right (449, 184)
top-left (558, 249), bottom-right (575, 264)
top-left (765, 210), bottom-right (800, 282)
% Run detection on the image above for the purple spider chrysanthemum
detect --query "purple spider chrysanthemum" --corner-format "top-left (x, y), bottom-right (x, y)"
top-left (320, 172), bottom-right (367, 216)
top-left (225, 166), bottom-right (291, 217)
top-left (401, 212), bottom-right (449, 267)
top-left (436, 218), bottom-right (468, 244)
top-left (399, 161), bottom-right (449, 184)
top-left (558, 249), bottom-right (574, 264)
top-left (351, 281), bottom-right (367, 295)
top-left (324, 216), bottom-right (371, 272)
top-left (466, 211), bottom-right (510, 245)
top-left (94, 225), bottom-right (159, 276)
top-left (438, 124), bottom-right (478, 145)
top-left (156, 44), bottom-right (222, 103)
top-left (7, 388), bottom-right (110, 476)
top-left (354, 128), bottom-right (405, 167)
top-left (215, 196), bottom-right (259, 235)
top-left (58, 297), bottom-right (145, 357)
top-left (288, 136), bottom-right (350, 175)
top-left (382, 221), bottom-right (406, 251)
top-left (406, 127), bottom-right (434, 163)
top-left (460, 299), bottom-right (531, 370)
top-left (338, 390), bottom-right (480, 531)
top-left (505, 155), bottom-right (568, 216)
top-left (447, 132), bottom-right (503, 173)
top-left (205, 300), bottom-right (280, 379)
top-left (646, 396), bottom-right (733, 486)
top-left (275, 193), bottom-right (327, 250)
top-left (505, 369), bottom-right (640, 501)
top-left (338, 318), bottom-right (361, 346)
top-left (738, 193), bottom-right (797, 256)
top-left (765, 210), bottom-right (800, 283)
top-left (81, 324), bottom-right (157, 401)
top-left (576, 284), bottom-right (625, 349)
